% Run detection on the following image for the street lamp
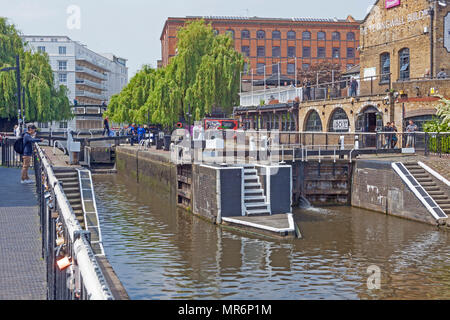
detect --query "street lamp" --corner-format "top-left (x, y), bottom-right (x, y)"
top-left (0, 55), bottom-right (22, 131)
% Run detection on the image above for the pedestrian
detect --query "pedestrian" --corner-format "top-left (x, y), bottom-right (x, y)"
top-left (21, 125), bottom-right (42, 184)
top-left (350, 78), bottom-right (358, 97)
top-left (383, 122), bottom-right (392, 149)
top-left (13, 125), bottom-right (21, 137)
top-left (437, 68), bottom-right (448, 79)
top-left (103, 116), bottom-right (110, 137)
top-left (391, 121), bottom-right (398, 149)
top-left (137, 125), bottom-right (146, 143)
top-left (405, 120), bottom-right (418, 148)
top-left (303, 79), bottom-right (311, 101)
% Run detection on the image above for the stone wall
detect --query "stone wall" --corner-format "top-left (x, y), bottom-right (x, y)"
top-left (351, 160), bottom-right (437, 225)
top-left (115, 147), bottom-right (177, 195)
top-left (192, 165), bottom-right (219, 222)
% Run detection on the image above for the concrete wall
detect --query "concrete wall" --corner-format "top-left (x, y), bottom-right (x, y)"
top-left (192, 165), bottom-right (244, 223)
top-left (351, 160), bottom-right (437, 225)
top-left (115, 147), bottom-right (177, 195)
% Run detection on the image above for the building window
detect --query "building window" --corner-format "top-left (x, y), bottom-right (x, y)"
top-left (303, 47), bottom-right (311, 58)
top-left (302, 31), bottom-right (311, 40)
top-left (302, 63), bottom-right (310, 70)
top-left (399, 48), bottom-right (410, 80)
top-left (257, 30), bottom-right (266, 39)
top-left (59, 46), bottom-right (66, 55)
top-left (59, 73), bottom-right (67, 83)
top-left (272, 64), bottom-right (280, 75)
top-left (305, 111), bottom-right (323, 132)
top-left (272, 46), bottom-right (281, 57)
top-left (243, 62), bottom-right (249, 73)
top-left (317, 47), bottom-right (326, 58)
top-left (59, 122), bottom-right (68, 129)
top-left (347, 48), bottom-right (355, 58)
top-left (380, 52), bottom-right (390, 83)
top-left (256, 63), bottom-right (265, 75)
top-left (288, 46), bottom-right (296, 58)
top-left (58, 61), bottom-right (67, 71)
top-left (287, 63), bottom-right (295, 75)
top-left (37, 46), bottom-right (46, 53)
top-left (287, 31), bottom-right (296, 40)
top-left (226, 29), bottom-right (235, 39)
top-left (241, 30), bottom-right (250, 39)
top-left (347, 32), bottom-right (355, 41)
top-left (332, 48), bottom-right (340, 58)
top-left (318, 31), bottom-right (326, 41)
top-left (38, 122), bottom-right (49, 129)
top-left (328, 108), bottom-right (349, 132)
top-left (272, 30), bottom-right (281, 39)
top-left (332, 32), bottom-right (341, 41)
top-left (257, 46), bottom-right (265, 57)
top-left (241, 46), bottom-right (250, 57)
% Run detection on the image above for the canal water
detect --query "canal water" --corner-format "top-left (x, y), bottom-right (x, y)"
top-left (93, 173), bottom-right (450, 300)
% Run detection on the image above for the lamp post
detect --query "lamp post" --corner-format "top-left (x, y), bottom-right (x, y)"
top-left (429, 3), bottom-right (435, 79)
top-left (0, 55), bottom-right (21, 132)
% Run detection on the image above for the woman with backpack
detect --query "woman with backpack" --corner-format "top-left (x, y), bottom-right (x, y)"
top-left (16, 125), bottom-right (43, 184)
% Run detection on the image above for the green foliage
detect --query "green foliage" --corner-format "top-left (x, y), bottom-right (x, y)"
top-left (0, 17), bottom-right (71, 122)
top-left (423, 96), bottom-right (450, 133)
top-left (105, 20), bottom-right (245, 127)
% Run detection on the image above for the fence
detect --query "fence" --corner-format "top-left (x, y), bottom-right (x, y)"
top-left (180, 129), bottom-right (450, 158)
top-left (0, 137), bottom-right (21, 167)
top-left (239, 73), bottom-right (392, 106)
top-left (33, 144), bottom-right (113, 300)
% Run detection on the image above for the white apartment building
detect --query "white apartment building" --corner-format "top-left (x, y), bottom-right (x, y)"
top-left (22, 35), bottom-right (128, 131)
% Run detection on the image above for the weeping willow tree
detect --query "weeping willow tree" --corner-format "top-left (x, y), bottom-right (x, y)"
top-left (0, 17), bottom-right (71, 122)
top-left (105, 20), bottom-right (245, 127)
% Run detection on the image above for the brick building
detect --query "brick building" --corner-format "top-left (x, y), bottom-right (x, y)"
top-left (235, 0), bottom-right (450, 135)
top-left (160, 16), bottom-right (361, 79)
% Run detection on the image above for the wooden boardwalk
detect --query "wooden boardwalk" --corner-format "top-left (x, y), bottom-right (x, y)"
top-left (0, 167), bottom-right (46, 300)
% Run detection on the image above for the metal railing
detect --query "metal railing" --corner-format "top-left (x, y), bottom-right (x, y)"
top-left (239, 73), bottom-right (392, 106)
top-left (34, 144), bottom-right (113, 300)
top-left (0, 137), bottom-right (22, 167)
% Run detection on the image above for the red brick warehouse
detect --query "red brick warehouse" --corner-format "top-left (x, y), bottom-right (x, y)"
top-left (160, 16), bottom-right (361, 80)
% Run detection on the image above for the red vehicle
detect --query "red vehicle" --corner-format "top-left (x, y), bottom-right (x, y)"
top-left (203, 119), bottom-right (239, 131)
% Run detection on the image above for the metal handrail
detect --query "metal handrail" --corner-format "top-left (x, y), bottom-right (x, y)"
top-left (35, 144), bottom-right (113, 300)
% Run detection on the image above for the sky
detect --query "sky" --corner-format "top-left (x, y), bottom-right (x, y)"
top-left (1, 0), bottom-right (376, 78)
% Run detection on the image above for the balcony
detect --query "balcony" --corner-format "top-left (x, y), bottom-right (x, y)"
top-left (76, 90), bottom-right (107, 101)
top-left (76, 78), bottom-right (106, 91)
top-left (75, 66), bottom-right (107, 81)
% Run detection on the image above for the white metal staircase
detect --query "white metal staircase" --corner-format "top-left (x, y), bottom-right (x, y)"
top-left (243, 165), bottom-right (271, 216)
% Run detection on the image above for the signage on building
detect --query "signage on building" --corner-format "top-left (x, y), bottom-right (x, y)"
top-left (445, 13), bottom-right (450, 53)
top-left (365, 9), bottom-right (430, 34)
top-left (385, 0), bottom-right (400, 9)
top-left (333, 119), bottom-right (349, 131)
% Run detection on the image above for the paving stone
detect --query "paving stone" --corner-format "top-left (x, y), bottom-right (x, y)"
top-left (0, 167), bottom-right (46, 300)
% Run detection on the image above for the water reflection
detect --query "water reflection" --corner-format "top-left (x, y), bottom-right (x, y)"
top-left (93, 173), bottom-right (450, 300)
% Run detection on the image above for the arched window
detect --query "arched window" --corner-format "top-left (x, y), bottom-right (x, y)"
top-left (347, 32), bottom-right (355, 41)
top-left (302, 31), bottom-right (311, 40)
top-left (328, 108), bottom-right (349, 132)
top-left (332, 31), bottom-right (341, 41)
top-left (272, 30), bottom-right (281, 39)
top-left (287, 30), bottom-right (296, 40)
top-left (305, 111), bottom-right (323, 132)
top-left (380, 52), bottom-right (390, 83)
top-left (257, 30), bottom-right (266, 39)
top-left (226, 29), bottom-right (235, 39)
top-left (241, 29), bottom-right (250, 39)
top-left (399, 48), bottom-right (410, 80)
top-left (317, 31), bottom-right (326, 41)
